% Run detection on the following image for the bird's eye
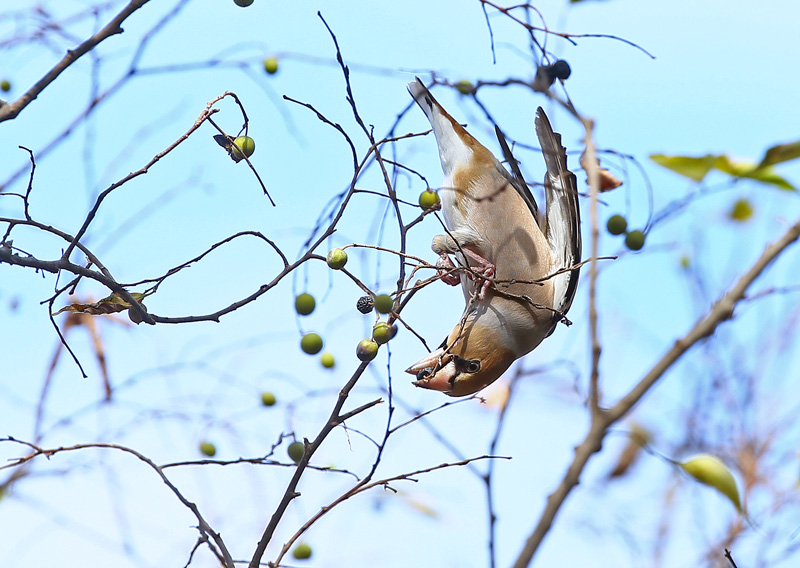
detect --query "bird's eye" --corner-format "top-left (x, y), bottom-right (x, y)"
top-left (464, 359), bottom-right (481, 374)
top-left (416, 368), bottom-right (433, 381)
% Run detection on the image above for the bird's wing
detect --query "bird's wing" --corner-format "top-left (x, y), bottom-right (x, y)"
top-left (494, 126), bottom-right (540, 223)
top-left (534, 108), bottom-right (581, 316)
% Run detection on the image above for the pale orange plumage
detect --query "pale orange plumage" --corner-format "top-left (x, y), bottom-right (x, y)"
top-left (406, 78), bottom-right (581, 396)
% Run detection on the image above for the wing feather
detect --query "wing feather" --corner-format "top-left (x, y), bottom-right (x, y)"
top-left (534, 108), bottom-right (582, 316)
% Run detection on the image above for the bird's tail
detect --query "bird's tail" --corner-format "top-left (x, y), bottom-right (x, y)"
top-left (535, 109), bottom-right (582, 317)
top-left (408, 78), bottom-right (479, 175)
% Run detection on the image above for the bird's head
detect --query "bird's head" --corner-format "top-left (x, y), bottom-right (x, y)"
top-left (405, 322), bottom-right (516, 397)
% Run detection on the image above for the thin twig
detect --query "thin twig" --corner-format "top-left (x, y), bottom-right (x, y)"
top-left (512, 214), bottom-right (800, 568)
top-left (0, 0), bottom-right (151, 123)
top-left (0, 437), bottom-right (235, 568)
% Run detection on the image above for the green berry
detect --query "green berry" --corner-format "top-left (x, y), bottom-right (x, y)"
top-left (0, 80), bottom-right (10, 92)
top-left (231, 135), bottom-right (255, 161)
top-left (320, 352), bottom-right (335, 368)
top-left (287, 441), bottom-right (305, 463)
top-left (292, 542), bottom-right (313, 560)
top-left (372, 322), bottom-right (395, 345)
top-left (233, 0), bottom-right (254, 6)
top-left (373, 294), bottom-right (393, 314)
top-left (294, 293), bottom-right (316, 316)
top-left (625, 230), bottom-right (646, 251)
top-left (356, 338), bottom-right (379, 362)
top-left (606, 214), bottom-right (627, 236)
top-left (455, 80), bottom-right (474, 95)
top-left (199, 441), bottom-right (217, 457)
top-left (300, 333), bottom-right (323, 355)
top-left (418, 189), bottom-right (441, 210)
top-left (263, 57), bottom-right (279, 74)
top-left (729, 198), bottom-right (753, 222)
top-left (326, 248), bottom-right (348, 270)
top-left (260, 391), bottom-right (277, 406)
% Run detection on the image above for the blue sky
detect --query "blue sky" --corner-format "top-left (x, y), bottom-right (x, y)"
top-left (2, 1), bottom-right (800, 567)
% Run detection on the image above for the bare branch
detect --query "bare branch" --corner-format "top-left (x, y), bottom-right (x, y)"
top-left (512, 215), bottom-right (800, 567)
top-left (0, 0), bottom-right (152, 123)
top-left (0, 437), bottom-right (235, 568)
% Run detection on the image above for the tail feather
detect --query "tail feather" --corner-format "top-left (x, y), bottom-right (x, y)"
top-left (407, 78), bottom-right (479, 176)
top-left (534, 108), bottom-right (581, 317)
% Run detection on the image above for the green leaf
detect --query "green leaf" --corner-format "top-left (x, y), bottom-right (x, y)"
top-left (758, 140), bottom-right (800, 168)
top-left (650, 154), bottom-right (716, 182)
top-left (714, 156), bottom-right (795, 190)
top-left (744, 167), bottom-right (794, 190)
top-left (679, 453), bottom-right (742, 512)
top-left (651, 153), bottom-right (795, 190)
top-left (52, 291), bottom-right (150, 316)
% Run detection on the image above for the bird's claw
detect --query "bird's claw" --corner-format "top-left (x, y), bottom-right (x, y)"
top-left (462, 250), bottom-right (495, 301)
top-left (436, 252), bottom-right (496, 300)
top-left (436, 255), bottom-right (461, 286)
top-left (472, 263), bottom-right (495, 301)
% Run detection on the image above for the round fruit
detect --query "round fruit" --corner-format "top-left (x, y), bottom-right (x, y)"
top-left (356, 338), bottom-right (379, 362)
top-left (624, 230), bottom-right (646, 251)
top-left (295, 293), bottom-right (316, 316)
top-left (233, 0), bottom-right (254, 6)
top-left (199, 441), bottom-right (217, 457)
top-left (372, 322), bottom-right (394, 345)
top-left (373, 294), bottom-right (393, 314)
top-left (606, 214), bottom-right (627, 235)
top-left (455, 80), bottom-right (474, 95)
top-left (263, 57), bottom-right (279, 74)
top-left (418, 189), bottom-right (441, 210)
top-left (231, 135), bottom-right (255, 161)
top-left (261, 391), bottom-right (277, 406)
top-left (300, 332), bottom-right (323, 355)
top-left (729, 198), bottom-right (753, 222)
top-left (356, 295), bottom-right (374, 314)
top-left (0, 80), bottom-right (10, 92)
top-left (551, 60), bottom-right (572, 80)
top-left (320, 352), bottom-right (335, 368)
top-left (287, 441), bottom-right (305, 463)
top-left (326, 248), bottom-right (348, 270)
top-left (292, 542), bottom-right (313, 560)
top-left (128, 304), bottom-right (146, 324)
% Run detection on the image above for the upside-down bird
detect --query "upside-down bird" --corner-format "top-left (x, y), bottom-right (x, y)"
top-left (405, 78), bottom-right (581, 397)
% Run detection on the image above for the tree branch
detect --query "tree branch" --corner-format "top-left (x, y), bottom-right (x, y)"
top-left (512, 214), bottom-right (800, 568)
top-left (0, 0), bottom-right (151, 123)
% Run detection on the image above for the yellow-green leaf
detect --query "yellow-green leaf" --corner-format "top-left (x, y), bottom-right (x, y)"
top-left (679, 453), bottom-right (742, 512)
top-left (714, 156), bottom-right (794, 190)
top-left (53, 292), bottom-right (149, 316)
top-left (397, 490), bottom-right (439, 519)
top-left (744, 167), bottom-right (794, 190)
top-left (650, 154), bottom-right (716, 182)
top-left (758, 140), bottom-right (800, 168)
top-left (651, 153), bottom-right (795, 190)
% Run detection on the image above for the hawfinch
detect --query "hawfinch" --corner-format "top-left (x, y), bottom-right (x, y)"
top-left (405, 78), bottom-right (581, 397)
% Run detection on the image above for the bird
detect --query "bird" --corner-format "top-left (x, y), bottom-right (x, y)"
top-left (405, 78), bottom-right (581, 397)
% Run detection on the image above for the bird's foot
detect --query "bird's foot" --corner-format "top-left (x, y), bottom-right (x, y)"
top-left (436, 255), bottom-right (461, 286)
top-left (462, 250), bottom-right (495, 300)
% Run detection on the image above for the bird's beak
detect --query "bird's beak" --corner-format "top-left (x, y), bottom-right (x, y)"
top-left (405, 348), bottom-right (456, 393)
